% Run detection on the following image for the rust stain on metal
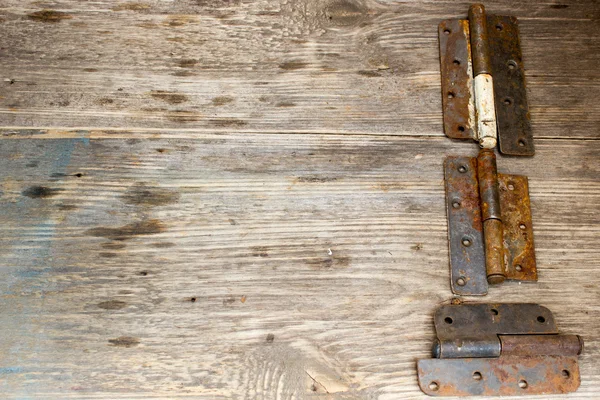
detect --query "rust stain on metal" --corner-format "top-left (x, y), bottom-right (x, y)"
top-left (439, 19), bottom-right (474, 140)
top-left (498, 174), bottom-right (537, 280)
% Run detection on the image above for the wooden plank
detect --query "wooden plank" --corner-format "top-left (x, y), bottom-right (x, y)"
top-left (0, 134), bottom-right (598, 398)
top-left (0, 0), bottom-right (598, 138)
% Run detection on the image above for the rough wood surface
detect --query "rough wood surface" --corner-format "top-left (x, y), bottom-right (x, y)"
top-left (0, 0), bottom-right (599, 138)
top-left (0, 0), bottom-right (599, 399)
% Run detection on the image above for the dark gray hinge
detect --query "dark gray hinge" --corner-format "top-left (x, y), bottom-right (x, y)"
top-left (418, 303), bottom-right (583, 396)
top-left (445, 149), bottom-right (536, 295)
top-left (439, 4), bottom-right (533, 155)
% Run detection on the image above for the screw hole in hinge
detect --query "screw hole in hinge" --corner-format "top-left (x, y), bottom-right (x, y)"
top-left (472, 371), bottom-right (482, 381)
top-left (452, 200), bottom-right (461, 209)
top-left (443, 28), bottom-right (451, 35)
top-left (491, 308), bottom-right (499, 315)
top-left (507, 183), bottom-right (515, 190)
top-left (448, 91), bottom-right (455, 99)
top-left (457, 165), bottom-right (468, 173)
top-left (456, 277), bottom-right (466, 286)
top-left (519, 223), bottom-right (527, 230)
top-left (444, 317), bottom-right (453, 324)
top-left (453, 59), bottom-right (461, 66)
top-left (518, 380), bottom-right (528, 389)
top-left (496, 24), bottom-right (503, 31)
top-left (457, 125), bottom-right (466, 133)
top-left (507, 60), bottom-right (518, 70)
top-left (461, 237), bottom-right (472, 247)
top-left (429, 381), bottom-right (440, 391)
top-left (515, 265), bottom-right (523, 272)
top-left (503, 97), bottom-right (513, 106)
top-left (562, 370), bottom-right (570, 378)
top-left (518, 139), bottom-right (527, 147)
top-left (537, 316), bottom-right (546, 323)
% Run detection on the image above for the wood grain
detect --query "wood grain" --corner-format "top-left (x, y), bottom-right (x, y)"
top-left (0, 0), bottom-right (599, 398)
top-left (0, 0), bottom-right (598, 138)
top-left (0, 134), bottom-right (598, 399)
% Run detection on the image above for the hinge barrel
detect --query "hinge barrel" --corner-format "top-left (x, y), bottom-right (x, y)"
top-left (500, 334), bottom-right (584, 357)
top-left (468, 4), bottom-right (491, 76)
top-left (476, 150), bottom-right (506, 283)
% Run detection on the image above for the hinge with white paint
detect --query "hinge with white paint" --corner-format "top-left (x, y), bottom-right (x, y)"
top-left (439, 4), bottom-right (534, 156)
top-left (445, 149), bottom-right (536, 295)
top-left (418, 303), bottom-right (583, 396)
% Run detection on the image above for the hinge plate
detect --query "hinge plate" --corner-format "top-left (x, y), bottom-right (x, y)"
top-left (439, 15), bottom-right (533, 155)
top-left (418, 303), bottom-right (582, 396)
top-left (418, 356), bottom-right (580, 396)
top-left (445, 156), bottom-right (537, 295)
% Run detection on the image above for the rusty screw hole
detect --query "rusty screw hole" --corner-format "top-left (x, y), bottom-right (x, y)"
top-left (519, 223), bottom-right (527, 230)
top-left (444, 317), bottom-right (453, 324)
top-left (458, 165), bottom-right (467, 173)
top-left (452, 201), bottom-right (461, 209)
top-left (503, 97), bottom-right (513, 106)
top-left (562, 370), bottom-right (570, 378)
top-left (456, 277), bottom-right (466, 286)
top-left (447, 91), bottom-right (455, 99)
top-left (518, 380), bottom-right (528, 389)
top-left (457, 125), bottom-right (466, 132)
top-left (473, 371), bottom-right (482, 381)
top-left (537, 316), bottom-right (546, 323)
top-left (515, 265), bottom-right (523, 272)
top-left (443, 28), bottom-right (451, 35)
top-left (508, 60), bottom-right (518, 70)
top-left (496, 24), bottom-right (503, 31)
top-left (518, 139), bottom-right (526, 147)
top-left (453, 59), bottom-right (460, 66)
top-left (507, 183), bottom-right (515, 190)
top-left (461, 237), bottom-right (472, 247)
top-left (491, 308), bottom-right (499, 315)
top-left (429, 381), bottom-right (440, 391)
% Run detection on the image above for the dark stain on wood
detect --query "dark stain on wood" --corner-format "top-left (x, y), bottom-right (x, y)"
top-left (279, 61), bottom-right (308, 71)
top-left (22, 186), bottom-right (62, 198)
top-left (323, 0), bottom-right (366, 27)
top-left (108, 336), bottom-right (140, 347)
top-left (178, 59), bottom-right (198, 68)
top-left (212, 96), bottom-right (234, 106)
top-left (228, 218), bottom-right (237, 225)
top-left (151, 242), bottom-right (176, 248)
top-left (223, 297), bottom-right (236, 305)
top-left (150, 91), bottom-right (188, 104)
top-left (101, 242), bottom-right (127, 250)
top-left (266, 333), bottom-right (275, 343)
top-left (121, 183), bottom-right (180, 207)
top-left (411, 243), bottom-right (423, 251)
top-left (358, 70), bottom-right (382, 77)
top-left (550, 4), bottom-right (569, 8)
top-left (276, 102), bottom-right (296, 108)
top-left (307, 255), bottom-right (351, 269)
top-left (210, 118), bottom-right (247, 127)
top-left (83, 68), bottom-right (98, 72)
top-left (86, 219), bottom-right (166, 241)
top-left (295, 176), bottom-right (337, 183)
top-left (251, 246), bottom-right (269, 257)
top-left (99, 252), bottom-right (118, 258)
top-left (98, 300), bottom-right (127, 310)
top-left (112, 3), bottom-right (151, 12)
top-left (27, 10), bottom-right (73, 23)
top-left (166, 111), bottom-right (202, 123)
top-left (26, 161), bottom-right (39, 168)
top-left (96, 98), bottom-right (114, 106)
top-left (58, 204), bottom-right (78, 211)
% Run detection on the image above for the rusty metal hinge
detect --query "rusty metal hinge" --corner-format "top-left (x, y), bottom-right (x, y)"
top-left (445, 149), bottom-right (536, 295)
top-left (418, 303), bottom-right (583, 396)
top-left (439, 4), bottom-right (533, 156)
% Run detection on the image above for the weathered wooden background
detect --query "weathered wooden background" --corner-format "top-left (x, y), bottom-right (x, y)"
top-left (0, 0), bottom-right (598, 398)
